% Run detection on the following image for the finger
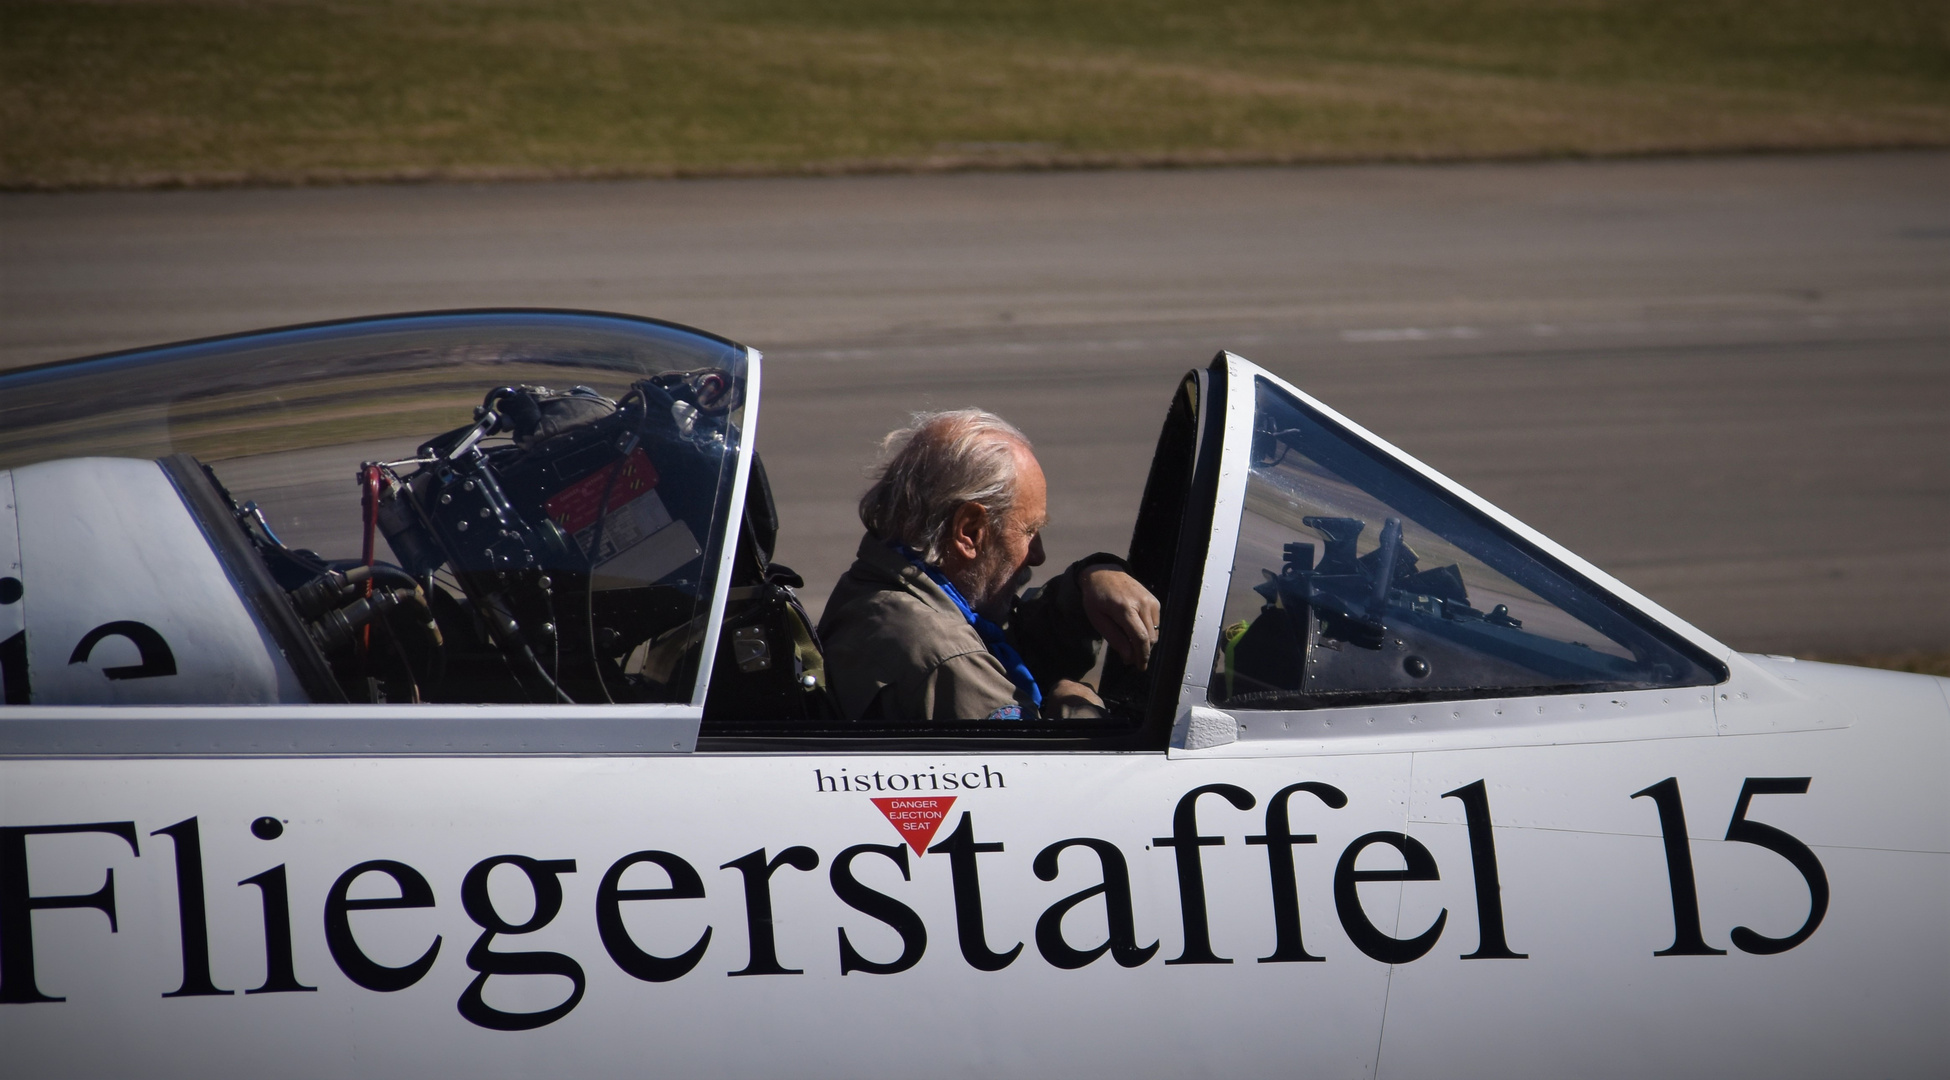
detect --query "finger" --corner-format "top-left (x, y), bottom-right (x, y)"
top-left (1135, 595), bottom-right (1161, 671)
top-left (1084, 589), bottom-right (1132, 644)
top-left (1084, 602), bottom-right (1123, 654)
top-left (1119, 612), bottom-right (1154, 667)
top-left (1130, 614), bottom-right (1154, 671)
top-left (1102, 616), bottom-right (1140, 667)
top-left (1053, 679), bottom-right (1105, 707)
top-left (1113, 605), bottom-right (1153, 669)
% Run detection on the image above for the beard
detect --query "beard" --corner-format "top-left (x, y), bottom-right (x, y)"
top-left (959, 543), bottom-right (1034, 621)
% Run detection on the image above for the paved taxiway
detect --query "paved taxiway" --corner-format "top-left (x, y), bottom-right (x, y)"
top-left (3, 153), bottom-right (1946, 653)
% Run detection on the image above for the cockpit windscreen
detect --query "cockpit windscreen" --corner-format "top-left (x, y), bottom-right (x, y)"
top-left (0, 312), bottom-right (750, 707)
top-left (1210, 377), bottom-right (1723, 709)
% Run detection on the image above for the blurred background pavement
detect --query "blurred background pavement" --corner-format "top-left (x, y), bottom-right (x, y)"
top-left (3, 151), bottom-right (1946, 657)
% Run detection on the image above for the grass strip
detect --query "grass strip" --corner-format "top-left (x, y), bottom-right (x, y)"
top-left (3, 0), bottom-right (1947, 189)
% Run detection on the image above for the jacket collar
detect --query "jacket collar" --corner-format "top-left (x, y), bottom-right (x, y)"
top-left (855, 533), bottom-right (962, 616)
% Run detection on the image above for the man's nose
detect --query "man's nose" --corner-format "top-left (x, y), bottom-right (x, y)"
top-left (1027, 532), bottom-right (1046, 567)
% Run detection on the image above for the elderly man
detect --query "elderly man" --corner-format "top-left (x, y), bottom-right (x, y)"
top-left (817, 409), bottom-right (1160, 721)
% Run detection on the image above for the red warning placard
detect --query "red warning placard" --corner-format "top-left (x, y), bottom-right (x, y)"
top-left (544, 448), bottom-right (660, 535)
top-left (872, 796), bottom-right (957, 856)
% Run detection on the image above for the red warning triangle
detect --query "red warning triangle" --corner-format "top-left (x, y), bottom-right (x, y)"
top-left (872, 796), bottom-right (957, 856)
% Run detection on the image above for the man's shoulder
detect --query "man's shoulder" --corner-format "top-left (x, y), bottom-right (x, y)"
top-left (822, 563), bottom-right (984, 669)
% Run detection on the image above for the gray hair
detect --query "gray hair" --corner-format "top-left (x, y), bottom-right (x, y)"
top-left (859, 409), bottom-right (1032, 563)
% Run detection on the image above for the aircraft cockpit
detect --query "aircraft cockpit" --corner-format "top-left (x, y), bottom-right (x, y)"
top-left (0, 312), bottom-right (806, 720)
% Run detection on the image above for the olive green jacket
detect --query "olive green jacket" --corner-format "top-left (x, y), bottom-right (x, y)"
top-left (816, 534), bottom-right (1118, 721)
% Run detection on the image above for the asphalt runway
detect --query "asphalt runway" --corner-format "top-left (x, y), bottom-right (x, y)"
top-left (3, 153), bottom-right (1946, 654)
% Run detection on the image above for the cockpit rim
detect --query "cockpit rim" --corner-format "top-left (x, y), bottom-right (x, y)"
top-left (0, 307), bottom-right (752, 385)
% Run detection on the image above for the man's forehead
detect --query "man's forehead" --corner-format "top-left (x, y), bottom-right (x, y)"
top-left (1010, 443), bottom-right (1048, 503)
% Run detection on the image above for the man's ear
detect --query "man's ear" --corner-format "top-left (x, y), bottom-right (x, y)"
top-left (946, 501), bottom-right (989, 562)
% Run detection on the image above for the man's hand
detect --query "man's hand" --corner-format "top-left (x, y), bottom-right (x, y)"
top-left (1048, 678), bottom-right (1108, 719)
top-left (1077, 566), bottom-right (1161, 671)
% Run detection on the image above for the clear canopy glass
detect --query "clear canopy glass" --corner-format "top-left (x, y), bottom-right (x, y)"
top-left (0, 312), bottom-right (751, 707)
top-left (1211, 376), bottom-right (1722, 709)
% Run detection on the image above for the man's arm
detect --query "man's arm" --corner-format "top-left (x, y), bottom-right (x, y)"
top-left (1076, 564), bottom-right (1161, 672)
top-left (925, 649), bottom-right (1042, 721)
top-left (1009, 555), bottom-right (1160, 698)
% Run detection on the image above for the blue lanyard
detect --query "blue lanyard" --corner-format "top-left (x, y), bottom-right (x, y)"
top-left (893, 544), bottom-right (1043, 710)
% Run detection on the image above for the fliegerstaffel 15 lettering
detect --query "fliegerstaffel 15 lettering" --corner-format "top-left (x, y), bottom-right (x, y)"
top-left (1, 311), bottom-right (1943, 1078)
